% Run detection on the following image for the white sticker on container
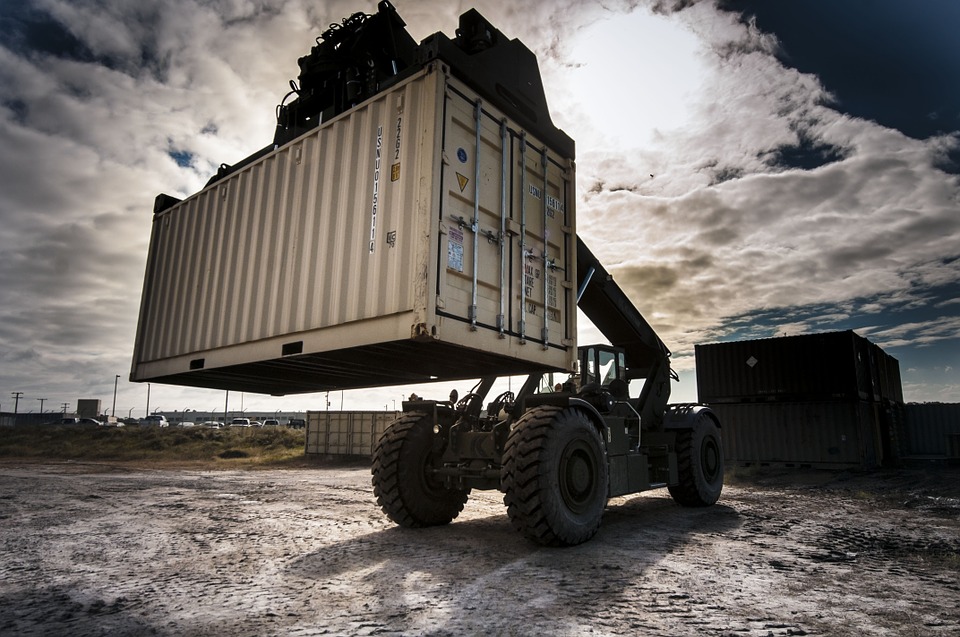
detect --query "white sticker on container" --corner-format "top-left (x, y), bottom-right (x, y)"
top-left (448, 227), bottom-right (464, 272)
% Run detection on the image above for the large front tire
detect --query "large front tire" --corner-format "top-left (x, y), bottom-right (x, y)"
top-left (668, 415), bottom-right (723, 507)
top-left (372, 412), bottom-right (469, 527)
top-left (501, 406), bottom-right (608, 546)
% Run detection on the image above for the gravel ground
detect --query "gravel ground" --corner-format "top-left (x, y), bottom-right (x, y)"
top-left (1, 460), bottom-right (958, 636)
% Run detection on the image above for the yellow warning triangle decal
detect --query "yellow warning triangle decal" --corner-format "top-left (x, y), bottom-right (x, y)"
top-left (456, 172), bottom-right (469, 192)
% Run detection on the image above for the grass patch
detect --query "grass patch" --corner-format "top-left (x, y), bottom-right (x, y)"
top-left (0, 424), bottom-right (306, 466)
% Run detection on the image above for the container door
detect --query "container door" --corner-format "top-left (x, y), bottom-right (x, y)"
top-left (436, 79), bottom-right (575, 353)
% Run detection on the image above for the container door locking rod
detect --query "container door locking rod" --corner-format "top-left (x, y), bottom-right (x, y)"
top-left (518, 132), bottom-right (528, 344)
top-left (541, 148), bottom-right (550, 350)
top-left (498, 119), bottom-right (508, 338)
top-left (469, 99), bottom-right (482, 330)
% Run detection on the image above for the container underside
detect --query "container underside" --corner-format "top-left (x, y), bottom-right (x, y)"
top-left (137, 340), bottom-right (559, 396)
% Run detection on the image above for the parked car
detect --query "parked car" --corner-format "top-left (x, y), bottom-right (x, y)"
top-left (142, 415), bottom-right (169, 427)
top-left (230, 418), bottom-right (251, 427)
top-left (58, 417), bottom-right (102, 426)
top-left (200, 421), bottom-right (222, 428)
top-left (288, 418), bottom-right (306, 429)
top-left (178, 421), bottom-right (196, 428)
top-left (262, 419), bottom-right (280, 427)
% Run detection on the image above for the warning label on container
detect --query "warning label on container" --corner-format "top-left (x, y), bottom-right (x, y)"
top-left (447, 227), bottom-right (464, 272)
top-left (456, 173), bottom-right (469, 193)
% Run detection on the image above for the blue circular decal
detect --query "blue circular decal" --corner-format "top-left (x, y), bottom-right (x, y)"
top-left (457, 148), bottom-right (468, 163)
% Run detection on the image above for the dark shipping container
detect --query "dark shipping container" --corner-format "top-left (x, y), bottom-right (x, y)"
top-left (695, 331), bottom-right (902, 404)
top-left (902, 402), bottom-right (960, 457)
top-left (709, 400), bottom-right (892, 468)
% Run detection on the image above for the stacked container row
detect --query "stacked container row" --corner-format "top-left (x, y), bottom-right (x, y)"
top-left (695, 331), bottom-right (903, 468)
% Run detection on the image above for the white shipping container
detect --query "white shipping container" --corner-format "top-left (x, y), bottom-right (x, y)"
top-left (131, 63), bottom-right (577, 395)
top-left (305, 411), bottom-right (400, 456)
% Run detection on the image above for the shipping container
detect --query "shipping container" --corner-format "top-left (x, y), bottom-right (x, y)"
top-left (305, 411), bottom-right (400, 456)
top-left (130, 63), bottom-right (577, 395)
top-left (709, 400), bottom-right (888, 468)
top-left (77, 399), bottom-right (102, 419)
top-left (902, 403), bottom-right (960, 457)
top-left (695, 331), bottom-right (902, 405)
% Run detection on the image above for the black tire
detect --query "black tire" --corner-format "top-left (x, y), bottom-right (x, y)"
top-left (372, 412), bottom-right (469, 527)
top-left (668, 415), bottom-right (723, 507)
top-left (501, 406), bottom-right (608, 546)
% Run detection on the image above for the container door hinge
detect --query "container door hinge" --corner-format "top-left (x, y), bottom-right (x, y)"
top-left (468, 305), bottom-right (478, 331)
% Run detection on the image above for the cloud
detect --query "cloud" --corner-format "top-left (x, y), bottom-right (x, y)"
top-left (563, 3), bottom-right (959, 338)
top-left (0, 0), bottom-right (957, 412)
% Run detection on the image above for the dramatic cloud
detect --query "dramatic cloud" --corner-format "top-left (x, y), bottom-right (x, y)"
top-left (0, 0), bottom-right (957, 415)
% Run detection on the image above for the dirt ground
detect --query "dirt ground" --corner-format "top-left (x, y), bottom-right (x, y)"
top-left (1, 460), bottom-right (958, 636)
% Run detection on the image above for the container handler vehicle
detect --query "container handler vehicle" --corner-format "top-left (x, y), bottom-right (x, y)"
top-left (374, 234), bottom-right (723, 546)
top-left (134, 1), bottom-right (723, 546)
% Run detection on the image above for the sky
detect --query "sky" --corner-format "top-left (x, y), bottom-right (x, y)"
top-left (1, 0), bottom-right (958, 419)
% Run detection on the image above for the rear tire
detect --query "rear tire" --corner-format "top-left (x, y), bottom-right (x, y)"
top-left (501, 406), bottom-right (608, 546)
top-left (668, 415), bottom-right (723, 507)
top-left (372, 412), bottom-right (469, 527)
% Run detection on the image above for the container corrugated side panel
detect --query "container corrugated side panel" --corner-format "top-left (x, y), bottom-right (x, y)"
top-left (305, 412), bottom-right (325, 455)
top-left (711, 400), bottom-right (875, 468)
top-left (305, 411), bottom-right (399, 456)
top-left (903, 403), bottom-right (960, 455)
top-left (350, 413), bottom-right (372, 456)
top-left (135, 73), bottom-right (431, 366)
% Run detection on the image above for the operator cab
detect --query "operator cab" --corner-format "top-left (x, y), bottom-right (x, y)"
top-left (577, 345), bottom-right (630, 405)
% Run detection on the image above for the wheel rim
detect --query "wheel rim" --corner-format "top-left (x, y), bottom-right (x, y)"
top-left (701, 435), bottom-right (721, 482)
top-left (559, 439), bottom-right (599, 514)
top-left (416, 448), bottom-right (447, 497)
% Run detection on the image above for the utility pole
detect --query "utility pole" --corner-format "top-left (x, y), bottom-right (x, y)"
top-left (112, 374), bottom-right (120, 417)
top-left (37, 398), bottom-right (47, 413)
top-left (11, 392), bottom-right (23, 415)
top-left (61, 403), bottom-right (69, 414)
